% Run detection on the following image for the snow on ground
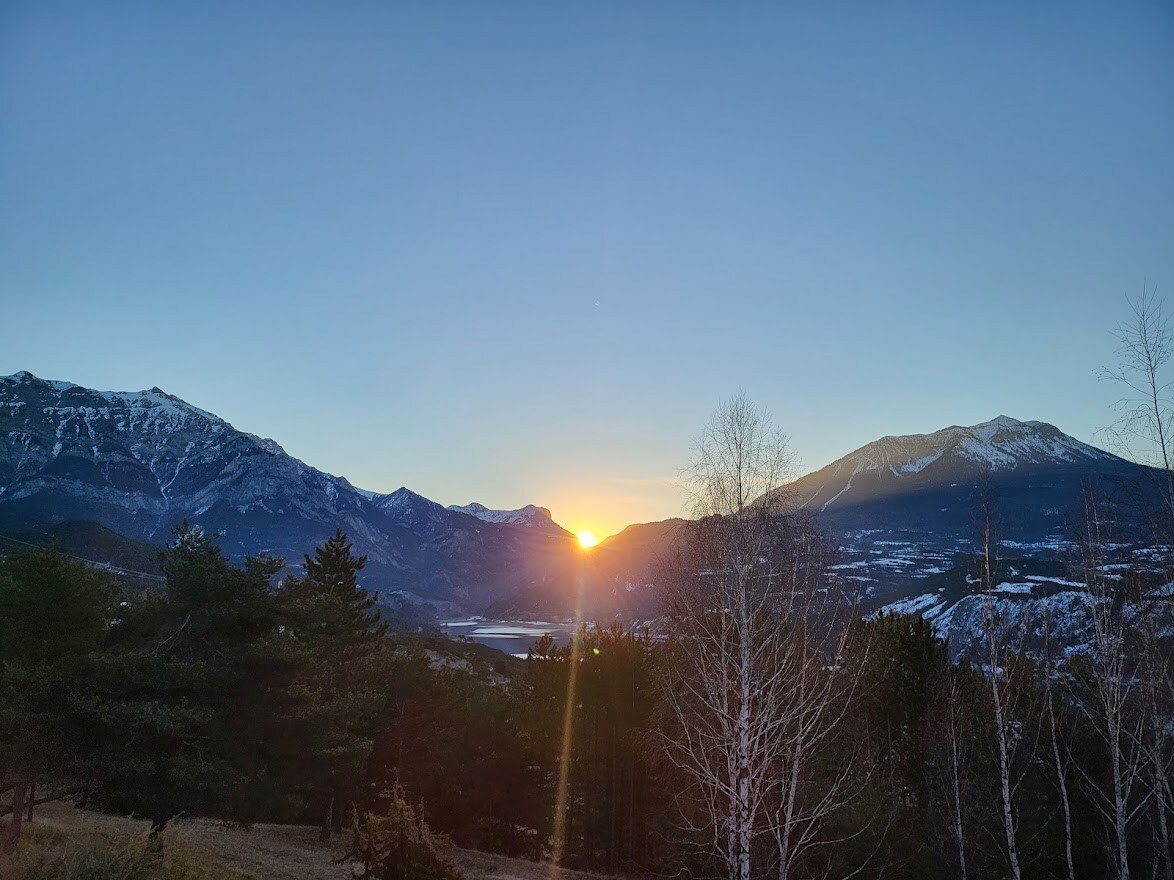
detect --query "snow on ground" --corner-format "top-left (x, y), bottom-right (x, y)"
top-left (932, 590), bottom-right (1099, 659)
top-left (993, 582), bottom-right (1034, 595)
top-left (878, 593), bottom-right (946, 618)
top-left (1025, 575), bottom-right (1085, 588)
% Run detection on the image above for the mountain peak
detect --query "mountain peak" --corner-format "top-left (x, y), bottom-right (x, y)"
top-left (373, 487), bottom-right (451, 526)
top-left (782, 415), bottom-right (1124, 518)
top-left (3, 371), bottom-right (77, 392)
top-left (859, 416), bottom-right (1098, 471)
top-left (380, 486), bottom-right (434, 506)
top-left (448, 501), bottom-right (557, 529)
top-left (973, 414), bottom-right (1028, 429)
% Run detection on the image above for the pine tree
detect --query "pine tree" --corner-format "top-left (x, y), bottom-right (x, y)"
top-left (88, 521), bottom-right (286, 833)
top-left (278, 529), bottom-right (391, 840)
top-left (0, 549), bottom-right (115, 851)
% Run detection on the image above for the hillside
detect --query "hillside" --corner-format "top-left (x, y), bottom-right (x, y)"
top-left (12, 803), bottom-right (624, 880)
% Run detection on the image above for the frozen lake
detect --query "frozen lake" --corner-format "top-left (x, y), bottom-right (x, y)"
top-left (439, 617), bottom-right (577, 657)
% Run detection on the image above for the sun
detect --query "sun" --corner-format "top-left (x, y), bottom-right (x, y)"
top-left (577, 530), bottom-right (599, 549)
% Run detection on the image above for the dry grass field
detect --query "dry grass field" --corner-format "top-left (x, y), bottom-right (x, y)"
top-left (0, 802), bottom-right (623, 880)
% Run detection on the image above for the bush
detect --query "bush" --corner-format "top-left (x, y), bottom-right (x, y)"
top-left (349, 782), bottom-right (465, 880)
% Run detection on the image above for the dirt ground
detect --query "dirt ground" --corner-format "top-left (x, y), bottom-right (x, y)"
top-left (19, 801), bottom-right (621, 880)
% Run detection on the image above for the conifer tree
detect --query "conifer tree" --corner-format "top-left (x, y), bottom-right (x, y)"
top-left (278, 529), bottom-right (391, 841)
top-left (88, 521), bottom-right (286, 832)
top-left (0, 549), bottom-right (115, 852)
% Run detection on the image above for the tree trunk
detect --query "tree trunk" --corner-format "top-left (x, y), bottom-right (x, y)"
top-left (1157, 781), bottom-right (1172, 880)
top-left (777, 663), bottom-right (807, 880)
top-left (1048, 698), bottom-right (1075, 880)
top-left (983, 500), bottom-right (1021, 880)
top-left (319, 789), bottom-right (334, 843)
top-left (1109, 714), bottom-right (1132, 880)
top-left (0, 776), bottom-right (29, 853)
top-left (738, 601), bottom-right (754, 880)
top-left (990, 639), bottom-right (1022, 880)
top-left (949, 721), bottom-right (968, 880)
top-left (25, 778), bottom-right (34, 823)
top-left (331, 783), bottom-right (347, 834)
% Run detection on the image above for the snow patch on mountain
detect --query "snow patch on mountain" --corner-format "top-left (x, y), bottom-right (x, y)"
top-left (847, 416), bottom-right (1109, 478)
top-left (448, 502), bottom-right (555, 528)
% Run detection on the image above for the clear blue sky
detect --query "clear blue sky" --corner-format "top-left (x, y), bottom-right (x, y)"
top-left (2, 1), bottom-right (1172, 536)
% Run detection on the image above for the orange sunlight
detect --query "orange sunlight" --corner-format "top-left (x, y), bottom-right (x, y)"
top-left (576, 529), bottom-right (599, 549)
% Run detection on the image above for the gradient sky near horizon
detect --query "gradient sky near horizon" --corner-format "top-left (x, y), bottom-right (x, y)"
top-left (2, 2), bottom-right (1172, 538)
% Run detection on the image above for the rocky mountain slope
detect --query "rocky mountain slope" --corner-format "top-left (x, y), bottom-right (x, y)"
top-left (778, 415), bottom-right (1155, 541)
top-left (0, 371), bottom-right (583, 610)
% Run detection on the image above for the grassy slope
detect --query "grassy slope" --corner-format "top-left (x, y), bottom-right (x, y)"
top-left (3, 803), bottom-right (623, 880)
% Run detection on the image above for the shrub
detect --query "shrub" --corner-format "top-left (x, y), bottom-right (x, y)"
top-left (349, 782), bottom-right (465, 880)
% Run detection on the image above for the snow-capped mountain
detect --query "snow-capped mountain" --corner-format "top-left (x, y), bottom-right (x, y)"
top-left (3, 373), bottom-right (1161, 622)
top-left (374, 487), bottom-right (456, 535)
top-left (581, 417), bottom-right (1162, 620)
top-left (777, 415), bottom-right (1153, 542)
top-left (0, 370), bottom-right (373, 543)
top-left (0, 372), bottom-right (582, 610)
top-left (447, 502), bottom-right (568, 534)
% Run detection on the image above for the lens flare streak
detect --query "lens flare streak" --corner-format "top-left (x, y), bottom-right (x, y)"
top-left (549, 569), bottom-right (588, 877)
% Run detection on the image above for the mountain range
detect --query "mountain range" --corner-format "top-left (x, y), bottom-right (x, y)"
top-left (0, 371), bottom-right (579, 611)
top-left (0, 371), bottom-right (1160, 617)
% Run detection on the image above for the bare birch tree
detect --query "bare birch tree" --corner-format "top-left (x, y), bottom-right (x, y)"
top-left (1100, 282), bottom-right (1174, 528)
top-left (659, 393), bottom-right (858, 880)
top-left (1098, 286), bottom-right (1174, 878)
top-left (1074, 483), bottom-right (1151, 880)
top-left (1133, 582), bottom-right (1174, 880)
top-left (975, 485), bottom-right (1023, 880)
top-left (942, 672), bottom-right (972, 880)
top-left (1040, 605), bottom-right (1076, 880)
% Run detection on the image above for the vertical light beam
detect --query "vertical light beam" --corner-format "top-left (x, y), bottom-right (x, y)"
top-left (549, 565), bottom-right (589, 878)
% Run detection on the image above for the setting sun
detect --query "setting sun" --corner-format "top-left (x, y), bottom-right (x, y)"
top-left (576, 530), bottom-right (599, 549)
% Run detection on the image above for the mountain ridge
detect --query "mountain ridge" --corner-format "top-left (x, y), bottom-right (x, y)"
top-left (3, 372), bottom-right (1161, 618)
top-left (766, 414), bottom-right (1150, 543)
top-left (0, 371), bottom-right (583, 611)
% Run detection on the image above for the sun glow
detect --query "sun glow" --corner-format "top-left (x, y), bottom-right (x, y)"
top-left (576, 530), bottom-right (599, 549)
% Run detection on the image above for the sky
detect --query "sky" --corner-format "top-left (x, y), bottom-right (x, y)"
top-left (1, 1), bottom-right (1172, 538)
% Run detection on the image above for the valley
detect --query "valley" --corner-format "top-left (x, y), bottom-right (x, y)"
top-left (2, 370), bottom-right (1159, 633)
